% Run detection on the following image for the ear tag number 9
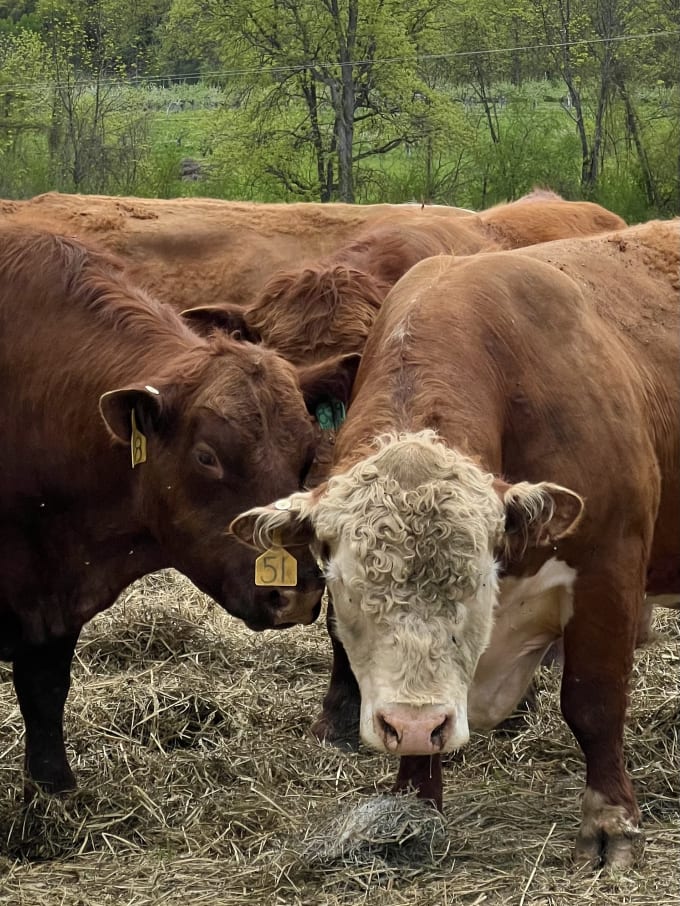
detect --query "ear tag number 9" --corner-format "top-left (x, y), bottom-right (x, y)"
top-left (255, 530), bottom-right (298, 587)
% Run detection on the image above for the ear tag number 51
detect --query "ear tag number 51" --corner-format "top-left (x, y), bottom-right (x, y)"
top-left (255, 531), bottom-right (298, 587)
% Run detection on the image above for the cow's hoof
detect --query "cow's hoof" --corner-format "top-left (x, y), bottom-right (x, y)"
top-left (23, 770), bottom-right (77, 804)
top-left (310, 711), bottom-right (360, 751)
top-left (573, 827), bottom-right (644, 870)
top-left (574, 789), bottom-right (644, 869)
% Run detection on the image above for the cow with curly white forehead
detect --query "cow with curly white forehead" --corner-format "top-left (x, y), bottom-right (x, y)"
top-left (232, 218), bottom-right (680, 870)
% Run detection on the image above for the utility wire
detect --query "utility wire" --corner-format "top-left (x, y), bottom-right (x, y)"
top-left (0, 28), bottom-right (677, 94)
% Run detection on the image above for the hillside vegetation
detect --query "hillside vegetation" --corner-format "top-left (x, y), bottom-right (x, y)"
top-left (0, 1), bottom-right (678, 218)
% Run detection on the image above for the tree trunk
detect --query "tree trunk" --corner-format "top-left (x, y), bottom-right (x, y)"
top-left (301, 75), bottom-right (331, 202)
top-left (337, 60), bottom-right (355, 202)
top-left (330, 0), bottom-right (357, 202)
top-left (584, 77), bottom-right (609, 191)
top-left (562, 77), bottom-right (590, 192)
top-left (475, 62), bottom-right (499, 144)
top-left (617, 77), bottom-right (659, 208)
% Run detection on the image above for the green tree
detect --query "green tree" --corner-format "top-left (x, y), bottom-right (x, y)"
top-left (0, 29), bottom-right (49, 194)
top-left (36, 0), bottom-right (153, 192)
top-left (161, 0), bottom-right (459, 202)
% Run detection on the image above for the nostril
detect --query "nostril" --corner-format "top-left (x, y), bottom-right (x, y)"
top-left (430, 716), bottom-right (449, 749)
top-left (266, 589), bottom-right (285, 607)
top-left (378, 715), bottom-right (401, 749)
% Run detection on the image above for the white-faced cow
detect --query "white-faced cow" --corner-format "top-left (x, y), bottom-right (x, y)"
top-left (231, 219), bottom-right (680, 868)
top-left (0, 227), bottom-right (357, 798)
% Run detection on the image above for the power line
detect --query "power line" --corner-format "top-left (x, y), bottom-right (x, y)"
top-left (0, 28), bottom-right (677, 94)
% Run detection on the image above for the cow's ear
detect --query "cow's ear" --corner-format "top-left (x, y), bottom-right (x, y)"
top-left (297, 353), bottom-right (361, 412)
top-left (99, 385), bottom-right (165, 444)
top-left (496, 479), bottom-right (584, 553)
top-left (229, 493), bottom-right (316, 551)
top-left (181, 304), bottom-right (260, 342)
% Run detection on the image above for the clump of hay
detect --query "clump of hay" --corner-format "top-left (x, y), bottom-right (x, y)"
top-left (300, 793), bottom-right (447, 865)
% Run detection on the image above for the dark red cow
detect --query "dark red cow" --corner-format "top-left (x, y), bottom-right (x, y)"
top-left (0, 227), bottom-right (355, 797)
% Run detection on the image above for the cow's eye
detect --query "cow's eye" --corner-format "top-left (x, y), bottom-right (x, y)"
top-left (197, 449), bottom-right (217, 467)
top-left (194, 445), bottom-right (221, 475)
top-left (451, 634), bottom-right (458, 646)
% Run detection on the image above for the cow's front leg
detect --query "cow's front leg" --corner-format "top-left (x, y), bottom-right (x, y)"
top-left (13, 632), bottom-right (80, 799)
top-left (561, 575), bottom-right (644, 869)
top-left (310, 603), bottom-right (361, 750)
top-left (393, 755), bottom-right (443, 811)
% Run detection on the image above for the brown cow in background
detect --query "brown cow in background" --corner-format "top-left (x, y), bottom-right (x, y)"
top-left (183, 191), bottom-right (626, 365)
top-left (0, 226), bottom-right (354, 798)
top-left (0, 192), bottom-right (471, 312)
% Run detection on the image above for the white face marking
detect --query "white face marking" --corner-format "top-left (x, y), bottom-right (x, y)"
top-left (327, 540), bottom-right (499, 752)
top-left (468, 557), bottom-right (577, 729)
top-left (314, 433), bottom-right (506, 756)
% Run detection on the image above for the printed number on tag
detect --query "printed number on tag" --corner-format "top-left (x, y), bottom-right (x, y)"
top-left (255, 548), bottom-right (298, 587)
top-left (130, 410), bottom-right (147, 468)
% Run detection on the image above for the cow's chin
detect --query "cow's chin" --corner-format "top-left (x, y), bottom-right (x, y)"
top-left (358, 698), bottom-right (471, 757)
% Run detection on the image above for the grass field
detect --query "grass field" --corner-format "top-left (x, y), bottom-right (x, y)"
top-left (0, 571), bottom-right (678, 905)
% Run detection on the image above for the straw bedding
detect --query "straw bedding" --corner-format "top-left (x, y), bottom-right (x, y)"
top-left (0, 570), bottom-right (677, 905)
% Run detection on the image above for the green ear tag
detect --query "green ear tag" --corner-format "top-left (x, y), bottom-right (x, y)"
top-left (315, 398), bottom-right (346, 432)
top-left (315, 401), bottom-right (334, 431)
top-left (130, 410), bottom-right (147, 469)
top-left (331, 399), bottom-right (346, 428)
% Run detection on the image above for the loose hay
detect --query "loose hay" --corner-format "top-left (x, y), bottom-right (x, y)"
top-left (0, 570), bottom-right (678, 905)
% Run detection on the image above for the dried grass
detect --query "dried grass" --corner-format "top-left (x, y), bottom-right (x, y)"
top-left (0, 570), bottom-right (677, 906)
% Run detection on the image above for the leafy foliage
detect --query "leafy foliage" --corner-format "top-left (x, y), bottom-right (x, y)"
top-left (0, 0), bottom-right (677, 215)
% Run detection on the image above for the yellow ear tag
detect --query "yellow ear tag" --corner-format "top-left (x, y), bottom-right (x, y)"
top-left (255, 530), bottom-right (298, 587)
top-left (130, 410), bottom-right (147, 469)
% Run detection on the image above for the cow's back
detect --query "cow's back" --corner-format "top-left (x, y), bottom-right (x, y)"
top-left (518, 220), bottom-right (680, 582)
top-left (479, 198), bottom-right (626, 246)
top-left (0, 193), bottom-right (472, 310)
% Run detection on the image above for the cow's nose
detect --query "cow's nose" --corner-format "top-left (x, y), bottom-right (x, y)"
top-left (376, 705), bottom-right (452, 755)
